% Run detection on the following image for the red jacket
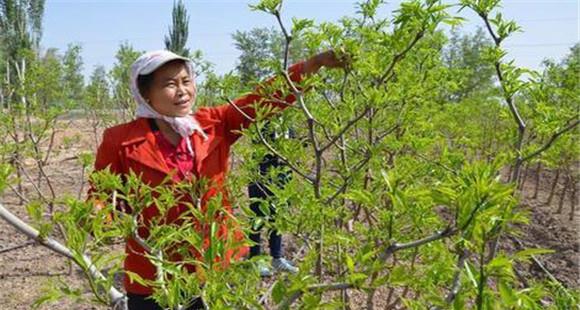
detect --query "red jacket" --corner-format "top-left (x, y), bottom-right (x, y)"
top-left (93, 62), bottom-right (304, 295)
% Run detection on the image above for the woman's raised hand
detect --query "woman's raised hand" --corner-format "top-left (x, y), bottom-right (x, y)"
top-left (302, 49), bottom-right (351, 75)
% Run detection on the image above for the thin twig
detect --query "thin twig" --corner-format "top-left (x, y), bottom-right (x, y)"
top-left (273, 8), bottom-right (292, 70)
top-left (509, 236), bottom-right (572, 298)
top-left (522, 118), bottom-right (580, 162)
top-left (7, 183), bottom-right (30, 204)
top-left (378, 199), bottom-right (485, 263)
top-left (377, 29), bottom-right (425, 85)
top-left (0, 202), bottom-right (126, 307)
top-left (277, 282), bottom-right (353, 310)
top-left (319, 106), bottom-right (371, 153)
top-left (325, 150), bottom-right (373, 205)
top-left (255, 124), bottom-right (314, 184)
top-left (12, 157), bottom-right (48, 203)
top-left (0, 240), bottom-right (35, 254)
top-left (224, 97), bottom-right (255, 122)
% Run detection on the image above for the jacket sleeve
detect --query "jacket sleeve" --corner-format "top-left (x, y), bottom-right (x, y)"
top-left (88, 128), bottom-right (124, 212)
top-left (94, 128), bottom-right (123, 174)
top-left (213, 61), bottom-right (305, 143)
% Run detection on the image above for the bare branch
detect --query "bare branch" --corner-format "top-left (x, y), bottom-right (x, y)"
top-left (428, 250), bottom-right (468, 310)
top-left (255, 122), bottom-right (315, 184)
top-left (445, 250), bottom-right (468, 303)
top-left (479, 12), bottom-right (501, 45)
top-left (320, 106), bottom-right (371, 153)
top-left (377, 29), bottom-right (425, 85)
top-left (0, 202), bottom-right (126, 307)
top-left (0, 240), bottom-right (35, 254)
top-left (273, 9), bottom-right (292, 70)
top-left (522, 118), bottom-right (580, 162)
top-left (224, 97), bottom-right (255, 122)
top-left (7, 183), bottom-right (30, 204)
top-left (325, 150), bottom-right (373, 205)
top-left (12, 157), bottom-right (48, 203)
top-left (378, 199), bottom-right (486, 262)
top-left (277, 282), bottom-right (353, 309)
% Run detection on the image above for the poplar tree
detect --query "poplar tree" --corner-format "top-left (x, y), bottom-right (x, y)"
top-left (164, 0), bottom-right (190, 57)
top-left (0, 0), bottom-right (46, 107)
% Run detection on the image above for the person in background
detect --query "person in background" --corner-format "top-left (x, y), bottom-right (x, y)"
top-left (91, 49), bottom-right (345, 309)
top-left (248, 123), bottom-right (297, 277)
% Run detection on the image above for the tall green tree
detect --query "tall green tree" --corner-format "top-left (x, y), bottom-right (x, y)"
top-left (442, 27), bottom-right (495, 102)
top-left (540, 43), bottom-right (580, 106)
top-left (164, 0), bottom-right (190, 57)
top-left (0, 0), bottom-right (45, 50)
top-left (232, 27), bottom-right (308, 85)
top-left (61, 43), bottom-right (85, 106)
top-left (86, 65), bottom-right (110, 107)
top-left (85, 65), bottom-right (111, 145)
top-left (0, 0), bottom-right (45, 78)
top-left (109, 42), bottom-right (141, 121)
top-left (36, 47), bottom-right (64, 108)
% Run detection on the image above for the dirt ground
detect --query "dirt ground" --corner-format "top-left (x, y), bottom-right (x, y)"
top-left (512, 167), bottom-right (579, 289)
top-left (0, 120), bottom-right (578, 309)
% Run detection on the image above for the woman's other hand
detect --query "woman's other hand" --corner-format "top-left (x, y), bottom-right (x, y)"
top-left (302, 49), bottom-right (350, 75)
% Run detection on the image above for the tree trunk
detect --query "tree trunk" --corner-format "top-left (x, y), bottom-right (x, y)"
top-left (546, 169), bottom-right (560, 206)
top-left (517, 163), bottom-right (529, 190)
top-left (532, 162), bottom-right (542, 199)
top-left (556, 173), bottom-right (570, 214)
top-left (506, 164), bottom-right (514, 183)
top-left (569, 177), bottom-right (577, 221)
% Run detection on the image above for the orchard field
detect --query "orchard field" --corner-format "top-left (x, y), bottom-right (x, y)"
top-left (0, 0), bottom-right (579, 309)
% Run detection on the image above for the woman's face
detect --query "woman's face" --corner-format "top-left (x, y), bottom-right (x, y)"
top-left (145, 61), bottom-right (195, 117)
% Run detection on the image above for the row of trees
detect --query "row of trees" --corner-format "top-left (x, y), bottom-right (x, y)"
top-left (0, 0), bottom-right (578, 309)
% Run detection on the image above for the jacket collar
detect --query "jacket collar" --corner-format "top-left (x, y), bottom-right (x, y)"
top-left (192, 117), bottom-right (222, 173)
top-left (121, 117), bottom-right (223, 176)
top-left (123, 118), bottom-right (171, 175)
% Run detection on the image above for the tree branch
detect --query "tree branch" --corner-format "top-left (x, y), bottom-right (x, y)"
top-left (273, 8), bottom-right (292, 70)
top-left (378, 199), bottom-right (485, 263)
top-left (446, 250), bottom-right (467, 303)
top-left (0, 240), bottom-right (35, 254)
top-left (277, 282), bottom-right (353, 310)
top-left (377, 29), bottom-right (425, 85)
top-left (0, 202), bottom-right (126, 308)
top-left (255, 121), bottom-right (315, 184)
top-left (319, 106), bottom-right (371, 153)
top-left (522, 118), bottom-right (580, 162)
top-left (224, 97), bottom-right (255, 123)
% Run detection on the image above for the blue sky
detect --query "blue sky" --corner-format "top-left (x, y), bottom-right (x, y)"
top-left (41, 0), bottom-right (579, 80)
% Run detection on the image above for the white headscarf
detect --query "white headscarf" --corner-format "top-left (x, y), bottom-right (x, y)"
top-left (130, 50), bottom-right (207, 154)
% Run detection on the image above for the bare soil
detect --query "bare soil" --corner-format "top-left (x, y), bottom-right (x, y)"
top-left (509, 166), bottom-right (579, 289)
top-left (0, 120), bottom-right (578, 309)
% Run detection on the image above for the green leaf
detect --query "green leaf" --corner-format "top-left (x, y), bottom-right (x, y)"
top-left (514, 248), bottom-right (555, 260)
top-left (343, 189), bottom-right (373, 205)
top-left (26, 201), bottom-right (43, 223)
top-left (249, 0), bottom-right (282, 14)
top-left (348, 272), bottom-right (367, 285)
top-left (291, 17), bottom-right (314, 35)
top-left (345, 254), bottom-right (355, 273)
top-left (464, 261), bottom-right (478, 288)
top-left (0, 163), bottom-right (14, 194)
top-left (125, 271), bottom-right (151, 287)
top-left (487, 255), bottom-right (511, 270)
top-left (498, 280), bottom-right (517, 305)
top-left (389, 265), bottom-right (407, 285)
top-left (272, 280), bottom-right (287, 304)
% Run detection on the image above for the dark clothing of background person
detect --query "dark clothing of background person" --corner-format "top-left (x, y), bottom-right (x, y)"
top-left (127, 293), bottom-right (204, 310)
top-left (247, 123), bottom-right (294, 259)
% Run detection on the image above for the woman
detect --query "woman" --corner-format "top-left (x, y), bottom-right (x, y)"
top-left (92, 49), bottom-right (344, 309)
